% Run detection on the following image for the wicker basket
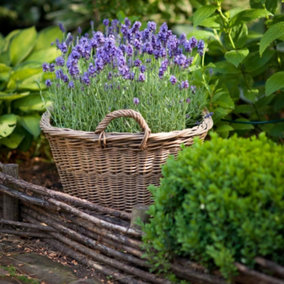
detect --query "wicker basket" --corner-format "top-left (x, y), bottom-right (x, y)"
top-left (40, 109), bottom-right (213, 212)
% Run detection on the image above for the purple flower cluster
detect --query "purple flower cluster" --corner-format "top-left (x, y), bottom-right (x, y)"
top-left (43, 19), bottom-right (205, 96)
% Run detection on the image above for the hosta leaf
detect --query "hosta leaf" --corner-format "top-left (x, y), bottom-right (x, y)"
top-left (265, 71), bottom-right (284, 96)
top-left (259, 22), bottom-right (284, 56)
top-left (14, 94), bottom-right (50, 112)
top-left (25, 47), bottom-right (61, 64)
top-left (230, 9), bottom-right (271, 27)
top-left (193, 5), bottom-right (217, 27)
top-left (34, 26), bottom-right (63, 51)
top-left (0, 91), bottom-right (30, 100)
top-left (18, 115), bottom-right (41, 138)
top-left (0, 114), bottom-right (17, 138)
top-left (225, 49), bottom-right (249, 67)
top-left (0, 129), bottom-right (25, 149)
top-left (17, 73), bottom-right (44, 90)
top-left (9, 27), bottom-right (37, 66)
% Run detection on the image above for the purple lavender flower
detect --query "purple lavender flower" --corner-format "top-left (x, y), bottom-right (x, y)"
top-left (45, 79), bottom-right (52, 87)
top-left (191, 85), bottom-right (196, 93)
top-left (179, 33), bottom-right (186, 44)
top-left (184, 57), bottom-right (193, 68)
top-left (66, 33), bottom-right (73, 46)
top-left (125, 18), bottom-right (131, 27)
top-left (49, 63), bottom-right (54, 72)
top-left (204, 112), bottom-right (213, 118)
top-left (58, 23), bottom-right (65, 33)
top-left (78, 26), bottom-right (82, 34)
top-left (174, 54), bottom-right (187, 66)
top-left (88, 63), bottom-right (96, 75)
top-left (42, 63), bottom-right (49, 72)
top-left (134, 39), bottom-right (141, 50)
top-left (95, 57), bottom-right (104, 72)
top-left (55, 56), bottom-right (65, 66)
top-left (170, 75), bottom-right (177, 85)
top-left (126, 45), bottom-right (133, 56)
top-left (133, 97), bottom-right (140, 105)
top-left (131, 21), bottom-right (142, 33)
top-left (140, 65), bottom-right (146, 73)
top-left (197, 40), bottom-right (205, 56)
top-left (55, 69), bottom-right (64, 79)
top-left (134, 59), bottom-right (141, 67)
top-left (103, 19), bottom-right (109, 26)
top-left (181, 80), bottom-right (189, 89)
top-left (158, 68), bottom-right (164, 78)
top-left (108, 72), bottom-right (112, 80)
top-left (128, 72), bottom-right (135, 80)
top-left (189, 37), bottom-right (197, 49)
top-left (62, 74), bottom-right (69, 83)
top-left (186, 98), bottom-right (191, 103)
top-left (147, 21), bottom-right (156, 32)
top-left (184, 40), bottom-right (192, 52)
top-left (138, 73), bottom-right (145, 82)
top-left (160, 59), bottom-right (168, 72)
top-left (68, 81), bottom-right (74, 88)
top-left (81, 72), bottom-right (90, 85)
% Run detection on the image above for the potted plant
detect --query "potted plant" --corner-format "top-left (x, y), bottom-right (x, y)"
top-left (40, 19), bottom-right (213, 212)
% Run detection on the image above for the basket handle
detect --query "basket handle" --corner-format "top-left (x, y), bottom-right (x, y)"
top-left (95, 109), bottom-right (151, 150)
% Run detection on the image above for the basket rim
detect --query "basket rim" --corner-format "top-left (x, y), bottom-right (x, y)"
top-left (40, 109), bottom-right (213, 143)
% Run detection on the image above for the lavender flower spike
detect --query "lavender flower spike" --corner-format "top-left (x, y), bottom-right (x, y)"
top-left (58, 22), bottom-right (65, 33)
top-left (133, 97), bottom-right (140, 105)
top-left (45, 79), bottom-right (52, 87)
top-left (181, 80), bottom-right (189, 89)
top-left (170, 75), bottom-right (177, 85)
top-left (42, 63), bottom-right (49, 72)
top-left (103, 19), bottom-right (109, 26)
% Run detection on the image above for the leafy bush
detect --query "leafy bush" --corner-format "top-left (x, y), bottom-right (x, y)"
top-left (0, 26), bottom-right (63, 150)
top-left (142, 133), bottom-right (284, 280)
top-left (186, 0), bottom-right (284, 139)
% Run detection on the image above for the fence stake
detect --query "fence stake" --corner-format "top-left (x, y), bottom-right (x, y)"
top-left (2, 164), bottom-right (19, 221)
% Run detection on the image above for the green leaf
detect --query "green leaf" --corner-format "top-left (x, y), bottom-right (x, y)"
top-left (17, 73), bottom-right (44, 90)
top-left (265, 72), bottom-right (284, 96)
top-left (230, 9), bottom-right (271, 27)
top-left (0, 114), bottom-right (17, 138)
top-left (4, 29), bottom-right (20, 51)
top-left (25, 47), bottom-right (61, 64)
top-left (259, 22), bottom-right (284, 56)
top-left (213, 61), bottom-right (240, 74)
top-left (9, 27), bottom-right (37, 66)
top-left (212, 91), bottom-right (234, 109)
top-left (0, 91), bottom-right (30, 100)
top-left (8, 65), bottom-right (42, 86)
top-left (14, 94), bottom-right (50, 112)
top-left (216, 124), bottom-right (234, 132)
top-left (34, 26), bottom-right (63, 51)
top-left (213, 107), bottom-right (232, 122)
top-left (18, 115), bottom-right (41, 138)
top-left (232, 119), bottom-right (254, 130)
top-left (187, 29), bottom-right (215, 41)
top-left (244, 49), bottom-right (274, 74)
top-left (0, 63), bottom-right (11, 82)
top-left (0, 128), bottom-right (25, 149)
top-left (225, 49), bottom-right (249, 67)
top-left (198, 15), bottom-right (220, 29)
top-left (193, 5), bottom-right (217, 27)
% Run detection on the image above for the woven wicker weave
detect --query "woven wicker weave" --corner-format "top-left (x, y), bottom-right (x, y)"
top-left (40, 109), bottom-right (213, 212)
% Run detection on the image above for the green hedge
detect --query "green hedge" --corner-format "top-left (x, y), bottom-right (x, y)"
top-left (142, 133), bottom-right (284, 280)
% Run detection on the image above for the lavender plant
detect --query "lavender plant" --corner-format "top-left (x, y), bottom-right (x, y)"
top-left (42, 19), bottom-right (208, 133)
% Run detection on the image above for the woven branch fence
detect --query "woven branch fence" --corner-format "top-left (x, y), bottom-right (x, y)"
top-left (1, 163), bottom-right (284, 284)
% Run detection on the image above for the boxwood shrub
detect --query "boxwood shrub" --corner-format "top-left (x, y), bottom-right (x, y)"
top-left (142, 133), bottom-right (284, 280)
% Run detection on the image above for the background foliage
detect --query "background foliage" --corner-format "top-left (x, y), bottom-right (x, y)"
top-left (0, 26), bottom-right (62, 152)
top-left (142, 133), bottom-right (284, 280)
